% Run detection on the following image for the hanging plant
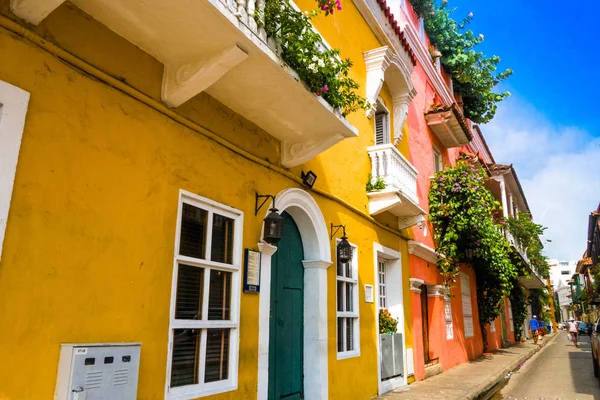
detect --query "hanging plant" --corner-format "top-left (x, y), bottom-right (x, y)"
top-left (262, 0), bottom-right (370, 116)
top-left (428, 159), bottom-right (518, 350)
top-left (366, 173), bottom-right (386, 192)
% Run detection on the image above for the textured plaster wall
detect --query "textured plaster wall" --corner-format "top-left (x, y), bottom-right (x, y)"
top-left (0, 19), bottom-right (401, 399)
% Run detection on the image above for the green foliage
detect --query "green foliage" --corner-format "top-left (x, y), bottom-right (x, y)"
top-left (428, 160), bottom-right (518, 350)
top-left (505, 212), bottom-right (550, 278)
top-left (408, 0), bottom-right (434, 17)
top-left (366, 173), bottom-right (386, 192)
top-left (409, 0), bottom-right (512, 123)
top-left (510, 280), bottom-right (527, 342)
top-left (262, 0), bottom-right (369, 116)
top-left (379, 309), bottom-right (398, 334)
top-left (530, 287), bottom-right (551, 322)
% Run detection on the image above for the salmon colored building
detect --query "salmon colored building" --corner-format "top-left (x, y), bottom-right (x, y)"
top-left (387, 1), bottom-right (527, 381)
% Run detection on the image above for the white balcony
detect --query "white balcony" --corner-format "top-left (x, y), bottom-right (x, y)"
top-left (367, 144), bottom-right (425, 229)
top-left (13, 0), bottom-right (358, 168)
top-left (504, 230), bottom-right (545, 289)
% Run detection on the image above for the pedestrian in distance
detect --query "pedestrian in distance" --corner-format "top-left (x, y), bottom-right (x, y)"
top-left (568, 318), bottom-right (579, 347)
top-left (529, 315), bottom-right (539, 344)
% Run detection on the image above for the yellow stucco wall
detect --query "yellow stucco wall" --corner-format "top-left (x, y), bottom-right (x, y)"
top-left (0, 9), bottom-right (414, 400)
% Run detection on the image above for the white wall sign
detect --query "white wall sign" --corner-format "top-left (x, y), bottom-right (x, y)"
top-left (365, 284), bottom-right (374, 303)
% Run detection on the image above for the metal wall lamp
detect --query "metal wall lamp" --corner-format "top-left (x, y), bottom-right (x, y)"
top-left (256, 193), bottom-right (284, 244)
top-left (331, 224), bottom-right (353, 263)
top-left (301, 170), bottom-right (317, 189)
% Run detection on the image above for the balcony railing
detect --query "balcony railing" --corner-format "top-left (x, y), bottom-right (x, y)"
top-left (504, 229), bottom-right (545, 288)
top-left (366, 144), bottom-right (424, 228)
top-left (368, 144), bottom-right (418, 203)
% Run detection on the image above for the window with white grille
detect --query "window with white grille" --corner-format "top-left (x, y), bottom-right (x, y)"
top-left (378, 259), bottom-right (387, 308)
top-left (167, 191), bottom-right (242, 399)
top-left (337, 243), bottom-right (360, 358)
top-left (444, 297), bottom-right (453, 340)
top-left (374, 100), bottom-right (390, 146)
top-left (460, 272), bottom-right (474, 338)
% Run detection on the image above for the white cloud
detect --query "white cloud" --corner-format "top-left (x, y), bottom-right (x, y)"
top-left (482, 95), bottom-right (600, 261)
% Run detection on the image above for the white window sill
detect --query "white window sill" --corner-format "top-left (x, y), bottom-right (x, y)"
top-left (337, 349), bottom-right (361, 360)
top-left (168, 382), bottom-right (237, 400)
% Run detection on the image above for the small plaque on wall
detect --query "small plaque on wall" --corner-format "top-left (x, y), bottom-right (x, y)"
top-left (365, 284), bottom-right (374, 303)
top-left (244, 249), bottom-right (261, 293)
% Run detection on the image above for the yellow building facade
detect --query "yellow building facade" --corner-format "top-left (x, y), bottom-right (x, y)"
top-left (0, 0), bottom-right (424, 398)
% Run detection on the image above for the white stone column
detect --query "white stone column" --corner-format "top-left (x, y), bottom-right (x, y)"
top-left (499, 179), bottom-right (509, 219)
top-left (302, 260), bottom-right (331, 400)
top-left (257, 241), bottom-right (278, 400)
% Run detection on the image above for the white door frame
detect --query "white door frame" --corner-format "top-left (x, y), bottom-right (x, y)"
top-left (373, 242), bottom-right (407, 395)
top-left (257, 188), bottom-right (332, 400)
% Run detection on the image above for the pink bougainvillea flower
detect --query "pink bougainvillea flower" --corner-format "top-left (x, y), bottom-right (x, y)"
top-left (321, 86), bottom-right (329, 93)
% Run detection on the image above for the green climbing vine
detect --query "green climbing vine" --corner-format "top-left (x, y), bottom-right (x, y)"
top-left (509, 279), bottom-right (527, 342)
top-left (505, 212), bottom-right (550, 278)
top-left (408, 0), bottom-right (512, 123)
top-left (429, 159), bottom-right (518, 350)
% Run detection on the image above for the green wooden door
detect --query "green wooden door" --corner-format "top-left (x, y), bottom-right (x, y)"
top-left (268, 212), bottom-right (304, 400)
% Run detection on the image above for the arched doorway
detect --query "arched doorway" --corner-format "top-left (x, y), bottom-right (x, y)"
top-left (257, 188), bottom-right (332, 400)
top-left (268, 212), bottom-right (304, 399)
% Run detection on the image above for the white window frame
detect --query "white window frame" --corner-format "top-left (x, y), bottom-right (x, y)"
top-left (165, 190), bottom-right (243, 400)
top-left (378, 258), bottom-right (387, 309)
top-left (460, 272), bottom-right (474, 338)
top-left (336, 241), bottom-right (360, 359)
top-left (0, 80), bottom-right (30, 263)
top-left (444, 297), bottom-right (453, 340)
top-left (374, 99), bottom-right (391, 146)
top-left (433, 146), bottom-right (443, 173)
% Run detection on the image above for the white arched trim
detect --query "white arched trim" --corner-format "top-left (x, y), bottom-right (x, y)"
top-left (257, 188), bottom-right (332, 400)
top-left (364, 46), bottom-right (416, 144)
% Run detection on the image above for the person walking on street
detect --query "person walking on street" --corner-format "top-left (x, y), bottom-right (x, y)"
top-left (529, 315), bottom-right (539, 344)
top-left (568, 318), bottom-right (579, 347)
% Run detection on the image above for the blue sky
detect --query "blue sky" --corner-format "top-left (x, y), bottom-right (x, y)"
top-left (444, 1), bottom-right (600, 261)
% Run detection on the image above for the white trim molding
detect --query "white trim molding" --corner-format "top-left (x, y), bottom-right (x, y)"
top-left (0, 80), bottom-right (30, 263)
top-left (363, 46), bottom-right (416, 144)
top-left (409, 278), bottom-right (424, 293)
top-left (373, 242), bottom-right (407, 394)
top-left (427, 285), bottom-right (448, 298)
top-left (257, 188), bottom-right (332, 400)
top-left (407, 240), bottom-right (437, 265)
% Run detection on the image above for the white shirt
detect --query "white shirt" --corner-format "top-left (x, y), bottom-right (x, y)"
top-left (569, 321), bottom-right (578, 333)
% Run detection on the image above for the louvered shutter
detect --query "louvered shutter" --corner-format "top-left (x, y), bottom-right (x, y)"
top-left (460, 272), bottom-right (474, 338)
top-left (375, 112), bottom-right (387, 145)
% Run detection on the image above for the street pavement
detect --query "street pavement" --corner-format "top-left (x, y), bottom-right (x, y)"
top-left (378, 333), bottom-right (556, 399)
top-left (496, 330), bottom-right (600, 399)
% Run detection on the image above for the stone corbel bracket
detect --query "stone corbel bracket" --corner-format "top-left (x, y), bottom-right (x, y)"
top-left (409, 278), bottom-right (425, 293)
top-left (162, 43), bottom-right (249, 108)
top-left (398, 214), bottom-right (425, 231)
top-left (281, 134), bottom-right (344, 168)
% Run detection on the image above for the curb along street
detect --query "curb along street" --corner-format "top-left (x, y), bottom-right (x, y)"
top-left (475, 332), bottom-right (558, 400)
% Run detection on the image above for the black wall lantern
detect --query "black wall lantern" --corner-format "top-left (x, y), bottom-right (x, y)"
top-left (256, 193), bottom-right (284, 244)
top-left (301, 170), bottom-right (317, 189)
top-left (331, 224), bottom-right (353, 263)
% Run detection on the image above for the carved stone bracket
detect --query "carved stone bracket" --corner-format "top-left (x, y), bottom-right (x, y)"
top-left (392, 93), bottom-right (413, 144)
top-left (10, 0), bottom-right (66, 25)
top-left (409, 278), bottom-right (425, 293)
top-left (407, 240), bottom-right (438, 264)
top-left (162, 43), bottom-right (249, 108)
top-left (427, 284), bottom-right (449, 298)
top-left (398, 214), bottom-right (426, 231)
top-left (281, 134), bottom-right (344, 168)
